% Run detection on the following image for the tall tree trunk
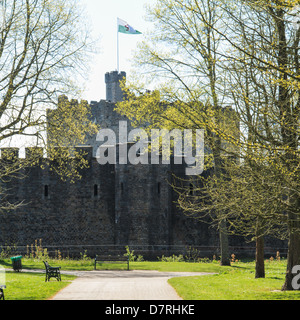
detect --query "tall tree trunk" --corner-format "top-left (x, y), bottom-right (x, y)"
top-left (271, 8), bottom-right (300, 291)
top-left (282, 212), bottom-right (300, 290)
top-left (219, 218), bottom-right (231, 266)
top-left (255, 235), bottom-right (265, 278)
top-left (255, 217), bottom-right (265, 278)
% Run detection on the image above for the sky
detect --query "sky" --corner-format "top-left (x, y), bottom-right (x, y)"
top-left (79, 0), bottom-right (153, 103)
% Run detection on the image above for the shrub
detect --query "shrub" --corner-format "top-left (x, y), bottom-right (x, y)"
top-left (157, 254), bottom-right (185, 262)
top-left (26, 239), bottom-right (49, 261)
top-left (124, 246), bottom-right (136, 262)
top-left (0, 242), bottom-right (18, 258)
top-left (136, 254), bottom-right (144, 262)
top-left (185, 246), bottom-right (200, 262)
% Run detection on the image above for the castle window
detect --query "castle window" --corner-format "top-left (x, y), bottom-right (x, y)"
top-left (44, 185), bottom-right (49, 197)
top-left (157, 182), bottom-right (161, 195)
top-left (94, 184), bottom-right (98, 197)
top-left (121, 182), bottom-right (124, 195)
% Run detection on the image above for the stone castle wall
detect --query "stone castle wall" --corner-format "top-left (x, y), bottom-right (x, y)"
top-left (0, 71), bottom-right (288, 259)
top-left (0, 146), bottom-right (222, 258)
top-left (0, 147), bottom-right (116, 256)
top-left (0, 146), bottom-right (287, 259)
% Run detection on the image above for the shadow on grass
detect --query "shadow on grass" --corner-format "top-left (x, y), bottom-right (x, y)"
top-left (230, 264), bottom-right (253, 270)
top-left (0, 260), bottom-right (12, 268)
top-left (0, 259), bottom-right (44, 271)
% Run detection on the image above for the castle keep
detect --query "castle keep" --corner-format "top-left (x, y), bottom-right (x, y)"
top-left (0, 71), bottom-right (286, 258)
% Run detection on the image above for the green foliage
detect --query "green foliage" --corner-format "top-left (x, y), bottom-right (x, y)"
top-left (80, 250), bottom-right (90, 261)
top-left (124, 246), bottom-right (136, 262)
top-left (136, 254), bottom-right (144, 262)
top-left (0, 242), bottom-right (18, 259)
top-left (185, 246), bottom-right (201, 262)
top-left (25, 239), bottom-right (49, 261)
top-left (123, 247), bottom-right (144, 263)
top-left (157, 254), bottom-right (185, 262)
top-left (46, 96), bottom-right (99, 182)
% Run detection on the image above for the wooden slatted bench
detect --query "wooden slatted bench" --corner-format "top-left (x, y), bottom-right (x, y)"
top-left (94, 254), bottom-right (130, 270)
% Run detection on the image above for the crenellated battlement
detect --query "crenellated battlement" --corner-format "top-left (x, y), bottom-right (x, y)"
top-left (56, 94), bottom-right (88, 107)
top-left (0, 145), bottom-right (185, 165)
top-left (0, 146), bottom-right (94, 161)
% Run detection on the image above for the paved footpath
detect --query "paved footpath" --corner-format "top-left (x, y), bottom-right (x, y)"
top-left (48, 270), bottom-right (212, 300)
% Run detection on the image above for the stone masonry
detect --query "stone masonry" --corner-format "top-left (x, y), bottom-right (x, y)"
top-left (0, 71), bottom-right (287, 259)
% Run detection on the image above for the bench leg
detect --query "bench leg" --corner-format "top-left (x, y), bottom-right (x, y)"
top-left (0, 289), bottom-right (4, 300)
top-left (45, 272), bottom-right (61, 281)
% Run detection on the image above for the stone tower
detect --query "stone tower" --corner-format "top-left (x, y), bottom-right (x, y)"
top-left (105, 71), bottom-right (126, 103)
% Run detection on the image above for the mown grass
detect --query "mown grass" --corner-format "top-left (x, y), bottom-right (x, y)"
top-left (168, 260), bottom-right (300, 300)
top-left (1, 257), bottom-right (300, 300)
top-left (1, 257), bottom-right (231, 272)
top-left (2, 271), bottom-right (76, 300)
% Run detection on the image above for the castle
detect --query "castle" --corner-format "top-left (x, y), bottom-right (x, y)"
top-left (0, 71), bottom-right (286, 259)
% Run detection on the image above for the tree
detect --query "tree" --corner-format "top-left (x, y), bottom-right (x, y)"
top-left (116, 0), bottom-right (237, 266)
top-left (174, 157), bottom-right (288, 278)
top-left (117, 0), bottom-right (300, 288)
top-left (0, 0), bottom-right (98, 208)
top-left (210, 0), bottom-right (300, 289)
top-left (166, 0), bottom-right (300, 285)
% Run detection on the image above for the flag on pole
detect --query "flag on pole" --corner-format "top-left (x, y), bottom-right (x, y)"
top-left (118, 18), bottom-right (142, 35)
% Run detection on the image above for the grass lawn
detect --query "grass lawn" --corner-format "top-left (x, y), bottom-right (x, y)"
top-left (1, 257), bottom-right (300, 300)
top-left (168, 260), bottom-right (300, 300)
top-left (2, 271), bottom-right (76, 300)
top-left (1, 258), bottom-right (232, 272)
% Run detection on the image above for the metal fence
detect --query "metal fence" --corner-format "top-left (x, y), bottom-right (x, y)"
top-left (0, 244), bottom-right (288, 260)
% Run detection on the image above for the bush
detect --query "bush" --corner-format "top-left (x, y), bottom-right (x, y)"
top-left (124, 246), bottom-right (136, 262)
top-left (26, 239), bottom-right (49, 260)
top-left (0, 242), bottom-right (18, 259)
top-left (157, 254), bottom-right (185, 262)
top-left (185, 246), bottom-right (200, 262)
top-left (136, 254), bottom-right (144, 262)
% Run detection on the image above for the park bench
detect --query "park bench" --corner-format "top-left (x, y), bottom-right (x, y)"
top-left (94, 254), bottom-right (130, 270)
top-left (0, 285), bottom-right (5, 300)
top-left (43, 261), bottom-right (61, 282)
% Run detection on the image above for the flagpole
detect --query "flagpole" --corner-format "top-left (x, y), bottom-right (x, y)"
top-left (117, 18), bottom-right (120, 72)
